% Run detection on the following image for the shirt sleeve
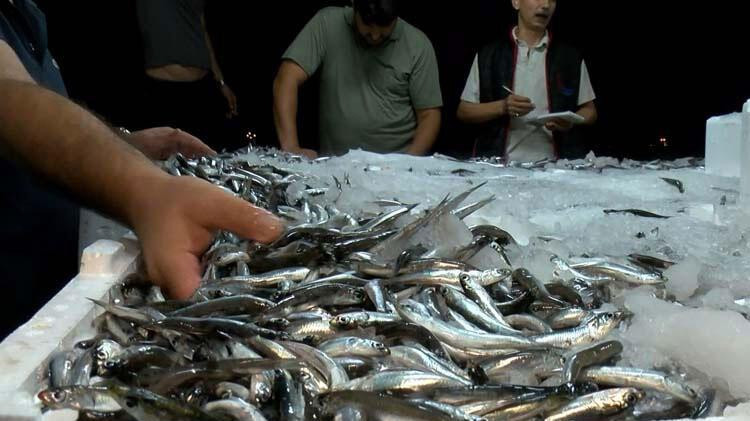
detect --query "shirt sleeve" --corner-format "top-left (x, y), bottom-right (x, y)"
top-left (460, 54), bottom-right (481, 103)
top-left (0, 19), bottom-right (8, 42)
top-left (409, 35), bottom-right (443, 110)
top-left (281, 10), bottom-right (329, 77)
top-left (578, 60), bottom-right (596, 106)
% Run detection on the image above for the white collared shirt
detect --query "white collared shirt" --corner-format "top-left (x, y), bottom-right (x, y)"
top-left (461, 28), bottom-right (596, 161)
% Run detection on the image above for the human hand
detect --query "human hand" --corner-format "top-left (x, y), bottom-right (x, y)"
top-left (128, 174), bottom-right (284, 299)
top-left (286, 147), bottom-right (319, 160)
top-left (545, 117), bottom-right (574, 132)
top-left (505, 94), bottom-right (536, 118)
top-left (126, 127), bottom-right (216, 160)
top-left (220, 84), bottom-right (238, 118)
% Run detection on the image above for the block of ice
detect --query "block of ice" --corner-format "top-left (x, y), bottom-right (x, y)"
top-left (664, 257), bottom-right (702, 301)
top-left (622, 291), bottom-right (750, 399)
top-left (705, 113), bottom-right (742, 178)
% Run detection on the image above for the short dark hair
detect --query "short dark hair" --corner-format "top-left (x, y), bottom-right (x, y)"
top-left (353, 0), bottom-right (398, 26)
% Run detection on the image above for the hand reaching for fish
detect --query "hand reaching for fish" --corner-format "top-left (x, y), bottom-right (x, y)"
top-left (128, 175), bottom-right (284, 299)
top-left (124, 127), bottom-right (217, 161)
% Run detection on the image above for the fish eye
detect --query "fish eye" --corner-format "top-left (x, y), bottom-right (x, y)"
top-left (626, 393), bottom-right (637, 404)
top-left (51, 390), bottom-right (66, 402)
top-left (124, 397), bottom-right (138, 408)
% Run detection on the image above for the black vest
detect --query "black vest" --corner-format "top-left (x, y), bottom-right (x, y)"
top-left (473, 31), bottom-right (586, 159)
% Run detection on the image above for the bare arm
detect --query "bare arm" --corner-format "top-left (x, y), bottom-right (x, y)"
top-left (1, 40), bottom-right (215, 160)
top-left (577, 101), bottom-right (598, 125)
top-left (545, 101), bottom-right (599, 132)
top-left (201, 13), bottom-right (238, 116)
top-left (0, 80), bottom-right (282, 298)
top-left (406, 108), bottom-right (441, 156)
top-left (0, 40), bottom-right (37, 82)
top-left (457, 100), bottom-right (507, 124)
top-left (273, 60), bottom-right (317, 158)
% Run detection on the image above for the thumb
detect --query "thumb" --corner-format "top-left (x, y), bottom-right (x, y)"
top-left (209, 193), bottom-right (285, 244)
top-left (149, 250), bottom-right (202, 300)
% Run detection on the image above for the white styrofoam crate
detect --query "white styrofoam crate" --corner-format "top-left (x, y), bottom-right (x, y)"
top-left (705, 113), bottom-right (742, 178)
top-left (0, 238), bottom-right (139, 420)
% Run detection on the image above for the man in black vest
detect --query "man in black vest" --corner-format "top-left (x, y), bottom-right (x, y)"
top-left (457, 0), bottom-right (597, 160)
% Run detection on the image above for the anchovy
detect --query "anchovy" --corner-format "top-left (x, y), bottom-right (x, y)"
top-left (408, 398), bottom-right (487, 421)
top-left (330, 311), bottom-right (400, 328)
top-left (149, 317), bottom-right (283, 339)
top-left (217, 267), bottom-right (311, 287)
top-left (627, 253), bottom-right (675, 270)
top-left (262, 284), bottom-right (365, 319)
top-left (202, 397), bottom-right (268, 421)
top-left (603, 209), bottom-right (671, 219)
top-left (281, 341), bottom-right (349, 391)
top-left (396, 301), bottom-right (546, 351)
top-left (531, 312), bottom-right (625, 348)
top-left (215, 382), bottom-right (251, 401)
top-left (275, 369), bottom-right (305, 421)
top-left (318, 337), bottom-right (390, 358)
top-left (460, 273), bottom-right (515, 330)
top-left (360, 204), bottom-right (418, 231)
top-left (341, 370), bottom-right (466, 394)
top-left (103, 381), bottom-right (228, 421)
top-left (579, 366), bottom-right (698, 404)
top-left (169, 295), bottom-right (275, 317)
top-left (320, 390), bottom-right (454, 420)
top-left (660, 177), bottom-right (685, 193)
top-left (572, 261), bottom-right (666, 285)
top-left (504, 314), bottom-right (552, 334)
top-left (561, 340), bottom-right (623, 384)
top-left (38, 386), bottom-right (120, 412)
top-left (547, 308), bottom-right (592, 330)
top-left (440, 286), bottom-right (520, 335)
top-left (544, 388), bottom-right (644, 421)
top-left (468, 350), bottom-right (564, 385)
top-left (386, 269), bottom-right (508, 288)
top-left (512, 269), bottom-right (569, 308)
top-left (453, 195), bottom-right (496, 220)
top-left (102, 344), bottom-right (184, 374)
top-left (387, 345), bottom-right (472, 385)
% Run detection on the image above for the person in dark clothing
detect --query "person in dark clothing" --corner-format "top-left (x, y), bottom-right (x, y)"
top-left (0, 0), bottom-right (239, 339)
top-left (136, 0), bottom-right (239, 151)
top-left (457, 0), bottom-right (597, 160)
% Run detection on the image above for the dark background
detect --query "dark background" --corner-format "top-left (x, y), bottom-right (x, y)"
top-left (35, 0), bottom-right (750, 160)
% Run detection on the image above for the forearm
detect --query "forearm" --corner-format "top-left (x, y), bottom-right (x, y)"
top-left (202, 15), bottom-right (224, 82)
top-left (576, 102), bottom-right (598, 125)
top-left (0, 80), bottom-right (168, 226)
top-left (273, 77), bottom-right (302, 152)
top-left (456, 100), bottom-right (506, 124)
top-left (407, 109), bottom-right (441, 156)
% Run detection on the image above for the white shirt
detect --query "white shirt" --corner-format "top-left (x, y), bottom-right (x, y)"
top-left (461, 28), bottom-right (596, 161)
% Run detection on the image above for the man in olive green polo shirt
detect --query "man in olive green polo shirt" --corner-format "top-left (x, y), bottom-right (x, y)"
top-left (273, 0), bottom-right (443, 158)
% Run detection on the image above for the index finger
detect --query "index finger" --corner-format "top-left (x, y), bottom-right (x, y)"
top-left (174, 129), bottom-right (218, 157)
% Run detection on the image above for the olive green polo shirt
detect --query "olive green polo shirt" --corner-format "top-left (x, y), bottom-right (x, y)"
top-left (283, 7), bottom-right (443, 156)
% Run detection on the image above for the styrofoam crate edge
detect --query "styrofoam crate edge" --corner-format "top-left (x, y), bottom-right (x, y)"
top-left (0, 238), bottom-right (139, 417)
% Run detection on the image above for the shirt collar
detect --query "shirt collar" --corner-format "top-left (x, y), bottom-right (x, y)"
top-left (512, 26), bottom-right (549, 50)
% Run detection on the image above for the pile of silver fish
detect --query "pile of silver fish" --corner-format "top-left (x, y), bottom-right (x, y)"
top-left (38, 152), bottom-right (723, 421)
